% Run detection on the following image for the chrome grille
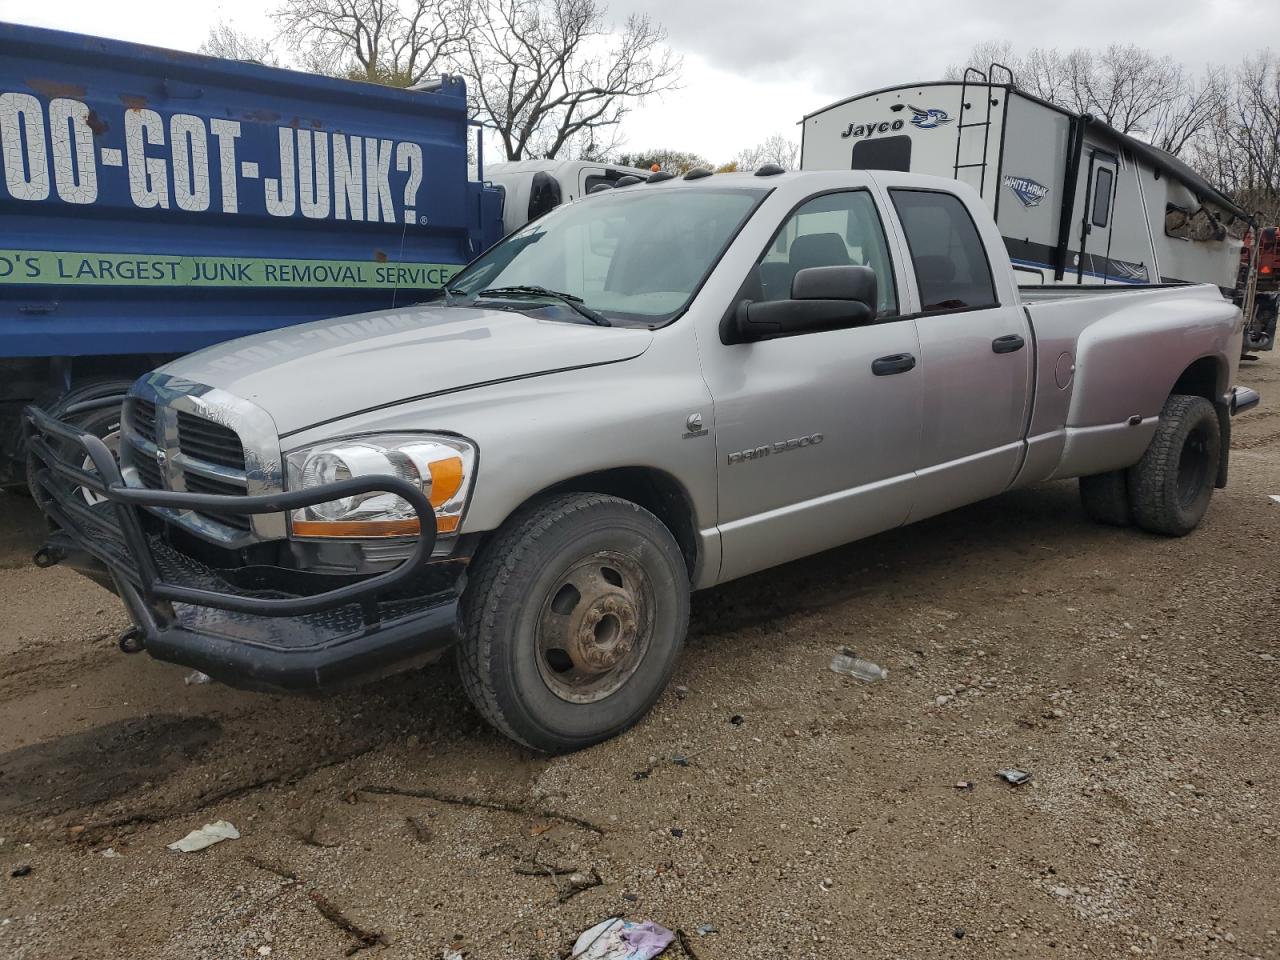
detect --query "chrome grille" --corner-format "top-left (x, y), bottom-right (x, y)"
top-left (177, 411), bottom-right (246, 471)
top-left (130, 398), bottom-right (157, 437)
top-left (124, 397), bottom-right (253, 537)
top-left (120, 376), bottom-right (283, 544)
top-left (181, 471), bottom-right (251, 531)
top-left (130, 448), bottom-right (163, 490)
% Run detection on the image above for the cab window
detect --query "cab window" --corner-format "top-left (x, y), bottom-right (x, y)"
top-left (890, 189), bottom-right (998, 313)
top-left (758, 190), bottom-right (898, 317)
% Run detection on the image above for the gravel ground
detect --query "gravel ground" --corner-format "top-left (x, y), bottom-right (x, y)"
top-left (1, 360), bottom-right (1278, 960)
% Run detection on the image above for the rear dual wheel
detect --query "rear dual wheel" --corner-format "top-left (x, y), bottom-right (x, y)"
top-left (457, 493), bottom-right (689, 753)
top-left (1079, 394), bottom-right (1220, 537)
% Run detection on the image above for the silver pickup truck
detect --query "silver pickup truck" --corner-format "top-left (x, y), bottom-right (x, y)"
top-left (26, 169), bottom-right (1259, 752)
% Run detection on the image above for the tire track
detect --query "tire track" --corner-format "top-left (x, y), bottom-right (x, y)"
top-left (1232, 427), bottom-right (1280, 450)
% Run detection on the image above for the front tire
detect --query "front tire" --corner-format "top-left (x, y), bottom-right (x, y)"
top-left (1127, 394), bottom-right (1220, 536)
top-left (457, 493), bottom-right (690, 753)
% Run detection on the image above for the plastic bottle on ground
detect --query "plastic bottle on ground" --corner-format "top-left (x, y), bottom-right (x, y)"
top-left (829, 648), bottom-right (888, 682)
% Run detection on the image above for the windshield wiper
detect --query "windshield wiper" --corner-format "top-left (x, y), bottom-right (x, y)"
top-left (476, 285), bottom-right (611, 326)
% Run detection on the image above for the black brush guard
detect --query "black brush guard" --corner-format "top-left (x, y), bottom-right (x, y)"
top-left (23, 402), bottom-right (462, 692)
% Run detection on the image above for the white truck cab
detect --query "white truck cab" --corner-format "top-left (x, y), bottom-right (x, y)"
top-left (485, 159), bottom-right (654, 234)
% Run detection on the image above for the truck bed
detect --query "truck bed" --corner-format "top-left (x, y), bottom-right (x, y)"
top-left (1016, 280), bottom-right (1242, 486)
top-left (1017, 282), bottom-right (1204, 303)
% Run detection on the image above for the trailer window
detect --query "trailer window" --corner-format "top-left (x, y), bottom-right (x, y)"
top-left (851, 135), bottom-right (912, 173)
top-left (1091, 167), bottom-right (1114, 228)
top-left (890, 189), bottom-right (998, 313)
top-left (757, 191), bottom-right (898, 317)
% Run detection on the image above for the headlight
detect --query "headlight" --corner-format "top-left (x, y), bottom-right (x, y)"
top-left (285, 434), bottom-right (476, 539)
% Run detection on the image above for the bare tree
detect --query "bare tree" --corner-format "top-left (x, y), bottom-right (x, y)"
top-left (273, 0), bottom-right (472, 86)
top-left (942, 40), bottom-right (1017, 82)
top-left (201, 23), bottom-right (281, 65)
top-left (734, 133), bottom-right (799, 171)
top-left (1146, 67), bottom-right (1227, 156)
top-left (461, 0), bottom-right (680, 161)
top-left (1194, 52), bottom-right (1280, 223)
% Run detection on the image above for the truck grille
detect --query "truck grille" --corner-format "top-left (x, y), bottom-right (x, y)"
top-left (130, 447), bottom-right (163, 490)
top-left (132, 398), bottom-right (158, 437)
top-left (177, 411), bottom-right (246, 471)
top-left (124, 399), bottom-right (252, 534)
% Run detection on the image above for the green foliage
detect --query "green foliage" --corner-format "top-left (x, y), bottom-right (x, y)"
top-left (345, 64), bottom-right (416, 88)
top-left (616, 149), bottom-right (710, 174)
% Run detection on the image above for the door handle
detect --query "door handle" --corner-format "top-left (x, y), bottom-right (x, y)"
top-left (992, 334), bottom-right (1026, 354)
top-left (872, 353), bottom-right (916, 376)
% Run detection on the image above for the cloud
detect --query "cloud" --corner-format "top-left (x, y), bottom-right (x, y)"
top-left (617, 0), bottom-right (1276, 98)
top-left (5, 0), bottom-right (1272, 164)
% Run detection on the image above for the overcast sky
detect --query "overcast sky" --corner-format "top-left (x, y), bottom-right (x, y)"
top-left (2, 0), bottom-right (1276, 162)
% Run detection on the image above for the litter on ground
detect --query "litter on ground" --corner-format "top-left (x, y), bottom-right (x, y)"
top-left (571, 917), bottom-right (675, 959)
top-left (167, 820), bottom-right (240, 853)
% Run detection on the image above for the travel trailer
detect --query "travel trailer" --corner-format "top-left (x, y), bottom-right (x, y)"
top-left (800, 66), bottom-right (1252, 292)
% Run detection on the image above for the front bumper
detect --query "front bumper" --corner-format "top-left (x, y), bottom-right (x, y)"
top-left (25, 403), bottom-right (462, 693)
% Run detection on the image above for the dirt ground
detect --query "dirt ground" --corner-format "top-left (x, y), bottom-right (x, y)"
top-left (2, 362), bottom-right (1279, 960)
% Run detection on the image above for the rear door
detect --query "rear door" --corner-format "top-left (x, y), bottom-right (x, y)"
top-left (883, 186), bottom-right (1033, 520)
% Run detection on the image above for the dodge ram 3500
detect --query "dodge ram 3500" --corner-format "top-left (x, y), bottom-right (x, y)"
top-left (26, 169), bottom-right (1260, 752)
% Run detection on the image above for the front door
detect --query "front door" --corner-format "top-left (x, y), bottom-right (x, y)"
top-left (885, 187), bottom-right (1033, 519)
top-left (703, 189), bottom-right (923, 582)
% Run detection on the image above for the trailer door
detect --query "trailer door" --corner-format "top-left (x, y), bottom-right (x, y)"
top-left (1078, 150), bottom-right (1118, 282)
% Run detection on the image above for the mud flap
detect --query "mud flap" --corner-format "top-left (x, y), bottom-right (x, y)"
top-left (1215, 402), bottom-right (1230, 488)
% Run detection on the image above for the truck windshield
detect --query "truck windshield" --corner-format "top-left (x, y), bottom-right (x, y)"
top-left (446, 187), bottom-right (764, 326)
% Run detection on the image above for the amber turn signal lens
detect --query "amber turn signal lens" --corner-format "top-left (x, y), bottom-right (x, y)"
top-left (291, 515), bottom-right (459, 538)
top-left (427, 456), bottom-right (465, 507)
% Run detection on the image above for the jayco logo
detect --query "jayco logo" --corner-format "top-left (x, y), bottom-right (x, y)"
top-left (841, 118), bottom-right (906, 140)
top-left (908, 105), bottom-right (953, 129)
top-left (1003, 175), bottom-right (1049, 208)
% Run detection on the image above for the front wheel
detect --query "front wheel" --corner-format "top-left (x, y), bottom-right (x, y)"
top-left (457, 493), bottom-right (690, 753)
top-left (1127, 394), bottom-right (1221, 536)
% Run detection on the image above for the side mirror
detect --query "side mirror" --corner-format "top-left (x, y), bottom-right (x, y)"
top-left (728, 265), bottom-right (878, 343)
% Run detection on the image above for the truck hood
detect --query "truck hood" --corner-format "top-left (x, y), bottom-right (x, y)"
top-left (158, 304), bottom-right (654, 435)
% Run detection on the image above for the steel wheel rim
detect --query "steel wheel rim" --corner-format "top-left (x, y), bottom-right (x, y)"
top-left (535, 550), bottom-right (654, 704)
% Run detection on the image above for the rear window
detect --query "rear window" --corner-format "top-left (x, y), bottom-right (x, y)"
top-left (851, 135), bottom-right (912, 172)
top-left (889, 189), bottom-right (998, 313)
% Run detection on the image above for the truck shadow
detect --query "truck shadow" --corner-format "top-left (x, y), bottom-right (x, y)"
top-left (688, 479), bottom-right (1094, 640)
top-left (0, 714), bottom-right (222, 816)
top-left (0, 491), bottom-right (48, 570)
